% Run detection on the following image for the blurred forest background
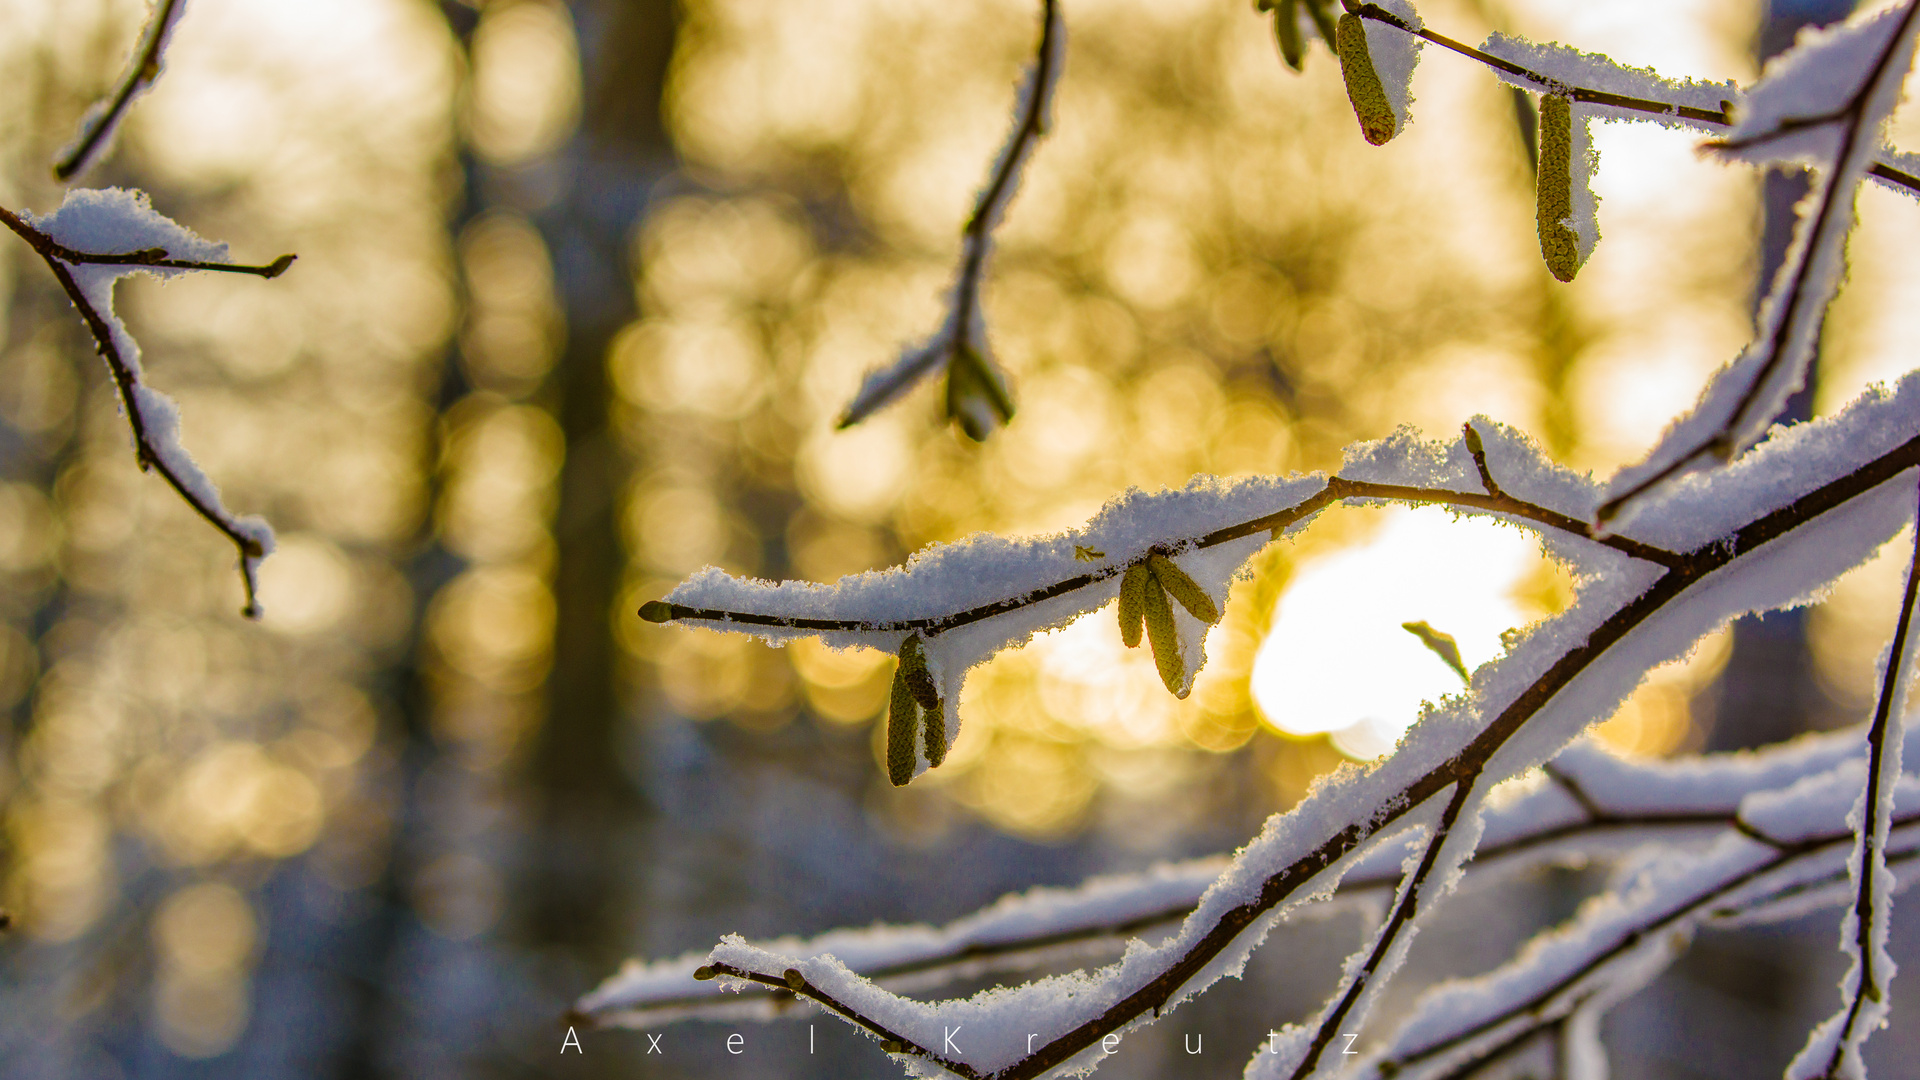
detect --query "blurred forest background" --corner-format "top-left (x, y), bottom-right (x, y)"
top-left (2, 0), bottom-right (1920, 1076)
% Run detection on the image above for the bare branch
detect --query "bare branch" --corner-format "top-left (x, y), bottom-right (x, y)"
top-left (55, 0), bottom-right (191, 181)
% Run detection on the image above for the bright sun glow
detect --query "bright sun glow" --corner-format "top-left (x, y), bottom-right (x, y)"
top-left (1251, 507), bottom-right (1542, 759)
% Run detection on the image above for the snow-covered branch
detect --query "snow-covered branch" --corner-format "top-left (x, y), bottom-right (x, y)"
top-left (0, 190), bottom-right (293, 617)
top-left (835, 0), bottom-right (1063, 440)
top-left (1791, 479), bottom-right (1920, 1078)
top-left (577, 726), bottom-right (1910, 1030)
top-left (55, 0), bottom-right (191, 181)
top-left (618, 364), bottom-right (1920, 1077)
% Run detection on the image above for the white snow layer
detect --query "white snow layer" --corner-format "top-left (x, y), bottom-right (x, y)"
top-left (1788, 532), bottom-right (1920, 1080)
top-left (1721, 3), bottom-right (1920, 168)
top-left (1355, 774), bottom-right (1920, 1080)
top-left (1365, 0), bottom-right (1423, 132)
top-left (1600, 3), bottom-right (1920, 527)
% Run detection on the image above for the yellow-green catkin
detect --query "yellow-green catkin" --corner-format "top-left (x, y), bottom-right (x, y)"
top-left (1149, 554), bottom-right (1220, 625)
top-left (1142, 578), bottom-right (1189, 698)
top-left (1536, 94), bottom-right (1582, 283)
top-left (1118, 562), bottom-right (1149, 648)
top-left (886, 661), bottom-right (919, 787)
top-left (1335, 13), bottom-right (1397, 146)
top-left (900, 635), bottom-right (941, 712)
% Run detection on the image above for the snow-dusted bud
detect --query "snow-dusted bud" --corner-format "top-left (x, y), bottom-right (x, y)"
top-left (1118, 562), bottom-right (1149, 648)
top-left (1149, 553), bottom-right (1220, 625)
top-left (945, 346), bottom-right (1016, 441)
top-left (1536, 94), bottom-right (1584, 282)
top-left (1336, 13), bottom-right (1399, 145)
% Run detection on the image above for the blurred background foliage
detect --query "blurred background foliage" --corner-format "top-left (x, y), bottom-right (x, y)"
top-left (0, 0), bottom-right (1917, 1076)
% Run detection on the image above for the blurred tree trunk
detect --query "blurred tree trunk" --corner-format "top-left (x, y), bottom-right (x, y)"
top-left (1703, 0), bottom-right (1856, 754)
top-left (526, 0), bottom-right (677, 958)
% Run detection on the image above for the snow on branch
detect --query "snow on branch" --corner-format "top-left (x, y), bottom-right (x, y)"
top-left (0, 189), bottom-right (295, 617)
top-left (624, 370), bottom-right (1920, 1077)
top-left (835, 0), bottom-right (1063, 441)
top-left (55, 0), bottom-right (190, 181)
top-left (578, 725), bottom-right (1914, 1032)
top-left (1358, 791), bottom-right (1920, 1080)
top-left (1789, 479), bottom-right (1920, 1079)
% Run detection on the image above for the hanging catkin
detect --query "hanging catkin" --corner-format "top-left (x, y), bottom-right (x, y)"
top-left (1118, 562), bottom-right (1149, 648)
top-left (1536, 94), bottom-right (1583, 282)
top-left (886, 659), bottom-right (920, 786)
top-left (1149, 554), bottom-right (1220, 624)
top-left (1336, 13), bottom-right (1398, 145)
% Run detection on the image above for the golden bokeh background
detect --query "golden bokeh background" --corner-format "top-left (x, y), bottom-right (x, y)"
top-left (0, 0), bottom-right (1912, 1070)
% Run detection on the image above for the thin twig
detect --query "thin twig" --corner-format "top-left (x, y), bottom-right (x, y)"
top-left (1821, 476), bottom-right (1920, 1076)
top-left (585, 786), bottom-right (1858, 1027)
top-left (55, 0), bottom-right (189, 181)
top-left (705, 963), bottom-right (991, 1080)
top-left (0, 205), bottom-right (295, 617)
top-left (1292, 781), bottom-right (1475, 1078)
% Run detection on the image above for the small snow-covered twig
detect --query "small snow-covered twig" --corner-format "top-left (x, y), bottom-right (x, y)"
top-left (55, 0), bottom-right (190, 181)
top-left (641, 463), bottom-right (1680, 636)
top-left (836, 0), bottom-right (1063, 440)
top-left (1793, 478), bottom-right (1920, 1079)
top-left (0, 191), bottom-right (294, 618)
